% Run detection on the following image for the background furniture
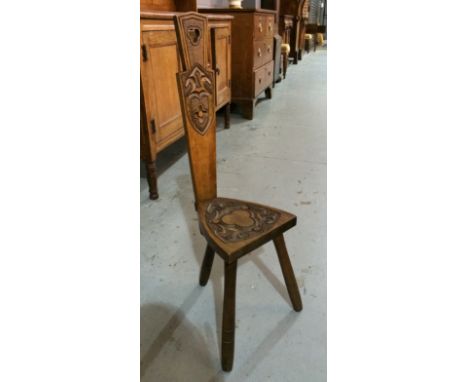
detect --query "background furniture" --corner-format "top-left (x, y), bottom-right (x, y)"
top-left (140, 0), bottom-right (232, 200)
top-left (280, 0), bottom-right (307, 64)
top-left (173, 12), bottom-right (302, 371)
top-left (297, 0), bottom-right (310, 61)
top-left (199, 8), bottom-right (276, 120)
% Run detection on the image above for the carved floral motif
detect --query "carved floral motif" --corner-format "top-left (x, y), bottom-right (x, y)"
top-left (181, 64), bottom-right (214, 135)
top-left (205, 198), bottom-right (280, 243)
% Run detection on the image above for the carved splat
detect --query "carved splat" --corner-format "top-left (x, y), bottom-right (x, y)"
top-left (205, 198), bottom-right (280, 243)
top-left (174, 12), bottom-right (209, 70)
top-left (178, 64), bottom-right (214, 135)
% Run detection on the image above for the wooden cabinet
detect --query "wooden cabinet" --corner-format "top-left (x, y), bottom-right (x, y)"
top-left (199, 9), bottom-right (276, 120)
top-left (140, 11), bottom-right (232, 200)
top-left (210, 23), bottom-right (231, 111)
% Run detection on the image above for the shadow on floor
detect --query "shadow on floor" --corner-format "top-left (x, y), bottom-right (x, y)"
top-left (140, 288), bottom-right (225, 382)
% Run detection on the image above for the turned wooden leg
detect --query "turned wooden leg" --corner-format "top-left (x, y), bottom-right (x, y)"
top-left (293, 52), bottom-right (299, 65)
top-left (298, 49), bottom-right (303, 60)
top-left (199, 245), bottom-right (215, 286)
top-left (273, 234), bottom-right (303, 312)
top-left (145, 160), bottom-right (159, 200)
top-left (224, 103), bottom-right (231, 129)
top-left (265, 86), bottom-right (273, 100)
top-left (222, 260), bottom-right (237, 371)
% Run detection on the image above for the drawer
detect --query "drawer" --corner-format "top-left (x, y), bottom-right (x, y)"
top-left (264, 61), bottom-right (274, 87)
top-left (254, 40), bottom-right (274, 69)
top-left (263, 39), bottom-right (273, 66)
top-left (254, 15), bottom-right (265, 40)
top-left (254, 64), bottom-right (267, 97)
top-left (253, 40), bottom-right (265, 69)
top-left (265, 16), bottom-right (275, 38)
top-left (254, 61), bottom-right (274, 97)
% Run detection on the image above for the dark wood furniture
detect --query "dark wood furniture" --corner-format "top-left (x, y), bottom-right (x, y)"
top-left (199, 8), bottom-right (276, 120)
top-left (280, 0), bottom-right (307, 64)
top-left (140, 1), bottom-right (232, 200)
top-left (279, 14), bottom-right (294, 48)
top-left (297, 0), bottom-right (310, 60)
top-left (173, 12), bottom-right (303, 372)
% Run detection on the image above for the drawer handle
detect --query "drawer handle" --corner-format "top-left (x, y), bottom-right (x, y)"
top-left (257, 48), bottom-right (262, 57)
top-left (215, 67), bottom-right (221, 75)
top-left (267, 46), bottom-right (271, 53)
top-left (258, 23), bottom-right (263, 32)
top-left (268, 23), bottom-right (272, 31)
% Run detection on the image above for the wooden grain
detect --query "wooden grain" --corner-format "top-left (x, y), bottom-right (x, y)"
top-left (198, 198), bottom-right (297, 263)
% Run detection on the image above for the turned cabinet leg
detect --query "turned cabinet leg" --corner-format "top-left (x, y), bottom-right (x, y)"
top-left (265, 86), bottom-right (273, 100)
top-left (273, 234), bottom-right (303, 312)
top-left (145, 160), bottom-right (159, 200)
top-left (283, 53), bottom-right (288, 79)
top-left (199, 245), bottom-right (215, 286)
top-left (222, 260), bottom-right (237, 371)
top-left (224, 103), bottom-right (231, 129)
top-left (293, 52), bottom-right (299, 65)
top-left (298, 49), bottom-right (303, 61)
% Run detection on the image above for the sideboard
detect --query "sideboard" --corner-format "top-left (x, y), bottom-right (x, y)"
top-left (140, 10), bottom-right (232, 200)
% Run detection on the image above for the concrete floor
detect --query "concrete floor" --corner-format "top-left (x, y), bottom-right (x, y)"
top-left (141, 48), bottom-right (326, 382)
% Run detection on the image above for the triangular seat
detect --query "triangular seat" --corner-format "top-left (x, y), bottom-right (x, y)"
top-left (198, 198), bottom-right (297, 262)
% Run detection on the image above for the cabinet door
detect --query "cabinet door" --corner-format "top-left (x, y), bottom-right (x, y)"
top-left (140, 27), bottom-right (183, 152)
top-left (211, 26), bottom-right (231, 109)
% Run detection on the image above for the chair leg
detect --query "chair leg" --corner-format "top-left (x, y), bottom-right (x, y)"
top-left (222, 260), bottom-right (237, 371)
top-left (199, 245), bottom-right (215, 286)
top-left (273, 234), bottom-right (303, 312)
top-left (282, 53), bottom-right (288, 79)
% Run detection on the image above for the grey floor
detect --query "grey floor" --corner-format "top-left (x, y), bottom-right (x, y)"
top-left (141, 48), bottom-right (326, 382)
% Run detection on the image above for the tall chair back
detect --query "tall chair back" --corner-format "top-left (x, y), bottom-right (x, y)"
top-left (174, 13), bottom-right (217, 208)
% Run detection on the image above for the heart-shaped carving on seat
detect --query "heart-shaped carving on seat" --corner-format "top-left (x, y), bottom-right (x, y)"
top-left (221, 210), bottom-right (254, 227)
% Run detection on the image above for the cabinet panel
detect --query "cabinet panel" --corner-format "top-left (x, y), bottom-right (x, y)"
top-left (141, 28), bottom-right (183, 150)
top-left (211, 26), bottom-right (231, 109)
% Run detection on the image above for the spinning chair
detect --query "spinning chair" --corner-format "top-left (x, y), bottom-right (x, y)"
top-left (174, 12), bottom-right (303, 372)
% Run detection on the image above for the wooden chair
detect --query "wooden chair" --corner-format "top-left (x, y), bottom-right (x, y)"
top-left (173, 12), bottom-right (303, 372)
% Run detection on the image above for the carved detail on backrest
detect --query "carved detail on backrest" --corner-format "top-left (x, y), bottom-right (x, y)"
top-left (174, 12), bottom-right (210, 71)
top-left (174, 12), bottom-right (217, 206)
top-left (178, 64), bottom-right (214, 135)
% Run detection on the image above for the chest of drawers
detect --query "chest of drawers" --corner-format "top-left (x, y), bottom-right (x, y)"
top-left (199, 9), bottom-right (276, 120)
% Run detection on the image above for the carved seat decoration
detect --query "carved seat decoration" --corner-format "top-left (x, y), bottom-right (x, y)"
top-left (205, 198), bottom-right (280, 243)
top-left (173, 12), bottom-right (303, 373)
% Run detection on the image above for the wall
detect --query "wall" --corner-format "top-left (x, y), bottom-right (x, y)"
top-left (197, 0), bottom-right (261, 8)
top-left (197, 0), bottom-right (228, 7)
